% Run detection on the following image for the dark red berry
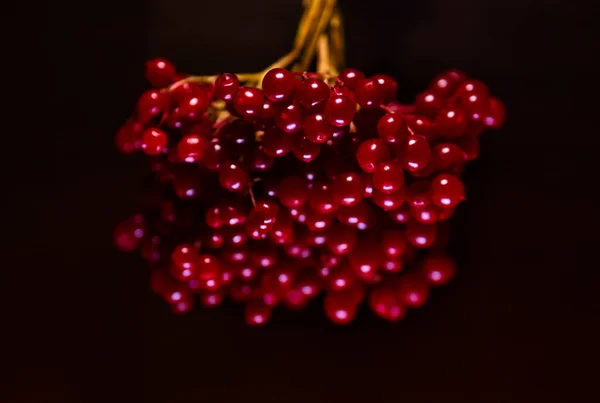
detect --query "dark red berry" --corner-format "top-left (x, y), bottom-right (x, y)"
top-left (431, 174), bottom-right (465, 207)
top-left (373, 161), bottom-right (404, 194)
top-left (219, 161), bottom-right (249, 192)
top-left (304, 114), bottom-right (336, 144)
top-left (177, 134), bottom-right (205, 162)
top-left (403, 135), bottom-right (432, 172)
top-left (324, 95), bottom-right (356, 127)
top-left (355, 78), bottom-right (385, 109)
top-left (356, 139), bottom-right (391, 173)
top-left (145, 58), bottom-right (176, 87)
top-left (338, 68), bottom-right (365, 89)
top-left (297, 77), bottom-right (330, 109)
top-left (278, 176), bottom-right (309, 208)
top-left (233, 87), bottom-right (264, 117)
top-left (214, 73), bottom-right (240, 101)
top-left (262, 68), bottom-right (297, 102)
top-left (141, 128), bottom-right (168, 156)
top-left (331, 173), bottom-right (364, 207)
top-left (377, 114), bottom-right (409, 145)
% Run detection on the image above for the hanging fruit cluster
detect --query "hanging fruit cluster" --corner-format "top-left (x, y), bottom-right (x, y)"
top-left (114, 0), bottom-right (505, 325)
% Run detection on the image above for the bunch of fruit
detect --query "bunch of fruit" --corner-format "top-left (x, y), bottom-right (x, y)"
top-left (114, 0), bottom-right (504, 325)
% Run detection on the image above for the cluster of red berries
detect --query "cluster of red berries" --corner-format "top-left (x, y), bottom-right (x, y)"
top-left (114, 58), bottom-right (504, 325)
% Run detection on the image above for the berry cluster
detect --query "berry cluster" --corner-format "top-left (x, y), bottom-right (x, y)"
top-left (114, 58), bottom-right (504, 325)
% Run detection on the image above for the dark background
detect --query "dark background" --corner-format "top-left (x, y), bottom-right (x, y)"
top-left (5, 0), bottom-right (598, 402)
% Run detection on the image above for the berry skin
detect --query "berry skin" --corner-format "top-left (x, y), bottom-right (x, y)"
top-left (324, 290), bottom-right (358, 324)
top-left (291, 133), bottom-right (321, 162)
top-left (356, 139), bottom-right (391, 173)
top-left (381, 230), bottom-right (408, 259)
top-left (177, 134), bottom-right (205, 163)
top-left (373, 161), bottom-right (404, 194)
top-left (137, 90), bottom-right (168, 123)
top-left (349, 241), bottom-right (383, 280)
top-left (415, 90), bottom-right (444, 118)
top-left (304, 114), bottom-right (336, 144)
top-left (269, 212), bottom-right (294, 245)
top-left (430, 174), bottom-right (465, 208)
top-left (262, 126), bottom-right (292, 157)
top-left (196, 254), bottom-right (220, 282)
top-left (308, 181), bottom-right (338, 214)
top-left (171, 244), bottom-right (198, 272)
top-left (369, 286), bottom-right (406, 322)
top-left (397, 276), bottom-right (430, 308)
top-left (115, 120), bottom-right (143, 154)
top-left (297, 77), bottom-right (330, 110)
top-left (483, 97), bottom-right (506, 128)
top-left (233, 87), bottom-right (264, 117)
top-left (429, 69), bottom-right (466, 98)
top-left (262, 68), bottom-right (297, 102)
top-left (403, 135), bottom-right (432, 172)
top-left (145, 58), bottom-right (176, 87)
top-left (422, 254), bottom-right (457, 286)
top-left (141, 128), bottom-right (168, 156)
top-left (372, 187), bottom-right (406, 211)
top-left (326, 223), bottom-right (358, 255)
top-left (246, 200), bottom-right (279, 239)
top-left (214, 73), bottom-right (240, 101)
top-left (245, 301), bottom-right (272, 326)
top-left (389, 204), bottom-right (411, 224)
top-left (278, 176), bottom-right (309, 208)
top-left (371, 74), bottom-right (397, 102)
top-left (435, 107), bottom-right (468, 138)
top-left (377, 114), bottom-right (409, 145)
top-left (355, 78), bottom-right (385, 109)
top-left (248, 146), bottom-right (275, 172)
top-left (325, 95), bottom-right (357, 127)
top-left (338, 68), bottom-right (365, 89)
top-left (113, 215), bottom-right (145, 252)
top-left (331, 173), bottom-right (364, 207)
top-left (276, 101), bottom-right (304, 134)
top-left (431, 143), bottom-right (465, 174)
top-left (406, 221), bottom-right (438, 248)
top-left (219, 161), bottom-right (249, 193)
top-left (406, 181), bottom-right (432, 209)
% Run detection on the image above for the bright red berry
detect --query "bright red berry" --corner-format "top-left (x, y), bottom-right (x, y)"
top-left (145, 58), bottom-right (176, 87)
top-left (373, 161), bottom-right (404, 194)
top-left (331, 173), bottom-right (364, 207)
top-left (262, 68), bottom-right (297, 102)
top-left (214, 73), bottom-right (240, 101)
top-left (141, 128), bottom-right (167, 156)
top-left (324, 95), bottom-right (357, 127)
top-left (233, 87), bottom-right (264, 117)
top-left (356, 139), bottom-right (391, 173)
top-left (431, 174), bottom-right (465, 208)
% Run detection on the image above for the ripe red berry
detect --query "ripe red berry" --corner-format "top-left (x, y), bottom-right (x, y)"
top-left (214, 73), bottom-right (240, 101)
top-left (324, 290), bottom-right (358, 324)
top-left (291, 133), bottom-right (321, 162)
top-left (356, 139), bottom-right (391, 173)
top-left (233, 87), bottom-right (264, 117)
top-left (115, 120), bottom-right (143, 154)
top-left (355, 78), bottom-right (385, 109)
top-left (422, 254), bottom-right (457, 286)
top-left (245, 301), bottom-right (272, 326)
top-left (338, 68), bottom-right (365, 89)
top-left (219, 161), bottom-right (249, 192)
top-left (262, 126), bottom-right (292, 157)
top-left (308, 181), bottom-right (338, 214)
top-left (435, 107), bottom-right (468, 138)
top-left (373, 161), bottom-right (404, 194)
top-left (429, 69), bottom-right (466, 98)
top-left (431, 174), bottom-right (465, 208)
top-left (177, 134), bottom-right (205, 162)
top-left (431, 143), bottom-right (465, 174)
top-left (389, 204), bottom-right (411, 224)
top-left (372, 187), bottom-right (406, 211)
top-left (297, 77), bottom-right (330, 109)
top-left (331, 173), bottom-right (364, 207)
top-left (145, 58), bottom-right (176, 87)
top-left (171, 244), bottom-right (198, 272)
top-left (113, 215), bottom-right (145, 252)
top-left (415, 90), bottom-right (444, 118)
top-left (377, 114), bottom-right (409, 145)
top-left (397, 276), bottom-right (430, 308)
top-left (324, 95), bottom-right (357, 127)
top-left (278, 176), bottom-right (309, 208)
top-left (335, 200), bottom-right (371, 229)
top-left (371, 74), bottom-right (397, 102)
top-left (248, 146), bottom-right (275, 172)
top-left (275, 101), bottom-right (304, 134)
top-left (406, 221), bottom-right (438, 248)
top-left (303, 114), bottom-right (336, 143)
top-left (483, 97), bottom-right (506, 128)
top-left (369, 286), bottom-right (406, 322)
top-left (137, 90), bottom-right (168, 123)
top-left (262, 68), bottom-right (297, 102)
top-left (141, 128), bottom-right (168, 156)
top-left (246, 200), bottom-right (279, 239)
top-left (381, 230), bottom-right (408, 259)
top-left (326, 223), bottom-right (357, 255)
top-left (403, 135), bottom-right (432, 172)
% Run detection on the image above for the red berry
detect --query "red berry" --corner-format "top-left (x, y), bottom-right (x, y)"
top-left (429, 69), bottom-right (466, 98)
top-left (196, 254), bottom-right (220, 282)
top-left (362, 173), bottom-right (374, 198)
top-left (145, 58), bottom-right (176, 87)
top-left (214, 73), bottom-right (240, 101)
top-left (304, 207), bottom-right (334, 232)
top-left (338, 68), bottom-right (365, 89)
top-left (415, 90), bottom-right (444, 118)
top-left (262, 126), bottom-right (292, 157)
top-left (406, 181), bottom-right (432, 209)
top-left (297, 77), bottom-right (330, 109)
top-left (324, 95), bottom-right (357, 127)
top-left (403, 135), bottom-right (432, 172)
top-left (261, 98), bottom-right (278, 120)
top-left (326, 223), bottom-right (357, 255)
top-left (137, 90), bottom-right (168, 123)
top-left (141, 128), bottom-right (167, 156)
top-left (431, 143), bottom-right (465, 174)
top-left (278, 176), bottom-right (309, 208)
top-left (422, 254), bottom-right (457, 286)
top-left (328, 263), bottom-right (356, 291)
top-left (431, 174), bottom-right (465, 208)
top-left (177, 134), bottom-right (205, 162)
top-left (373, 161), bottom-right (404, 194)
top-left (172, 169), bottom-right (202, 199)
top-left (233, 87), bottom-right (264, 117)
top-left (349, 241), bottom-right (383, 279)
top-left (377, 114), bottom-right (409, 145)
top-left (291, 133), bottom-right (321, 162)
top-left (179, 93), bottom-right (210, 120)
top-left (371, 74), bottom-right (397, 102)
top-left (382, 258), bottom-right (404, 273)
top-left (246, 200), bottom-right (279, 239)
top-left (372, 187), bottom-right (406, 211)
top-left (219, 161), bottom-right (249, 192)
top-left (275, 101), bottom-right (304, 134)
top-left (389, 204), bottom-right (411, 224)
top-left (171, 244), bottom-right (198, 272)
top-left (113, 215), bottom-right (145, 252)
top-left (324, 290), bottom-right (358, 324)
top-left (406, 221), bottom-right (437, 248)
top-left (483, 97), bottom-right (506, 128)
top-left (355, 78), bottom-right (385, 109)
top-left (269, 212), bottom-right (294, 245)
top-left (308, 181), bottom-right (338, 214)
top-left (335, 200), bottom-right (371, 230)
top-left (304, 114), bottom-right (336, 143)
top-left (381, 230), bottom-right (408, 259)
top-left (201, 138), bottom-right (226, 171)
top-left (115, 120), bottom-right (143, 154)
top-left (356, 139), bottom-right (391, 173)
top-left (369, 286), bottom-right (406, 322)
top-left (248, 146), bottom-right (275, 172)
top-left (262, 68), bottom-right (297, 102)
top-left (331, 173), bottom-right (364, 207)
top-left (245, 301), bottom-right (272, 326)
top-left (435, 107), bottom-right (468, 138)
top-left (200, 291), bottom-right (224, 308)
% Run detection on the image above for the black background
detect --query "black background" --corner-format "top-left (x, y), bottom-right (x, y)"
top-left (5, 0), bottom-right (599, 402)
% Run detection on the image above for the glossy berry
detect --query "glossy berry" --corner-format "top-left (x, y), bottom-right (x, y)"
top-left (349, 241), bottom-right (383, 280)
top-left (304, 208), bottom-right (334, 232)
top-left (338, 68), bottom-right (365, 89)
top-left (483, 97), bottom-right (506, 128)
top-left (335, 201), bottom-right (371, 229)
top-left (172, 169), bottom-right (202, 199)
top-left (308, 181), bottom-right (338, 214)
top-left (219, 161), bottom-right (249, 192)
top-left (145, 58), bottom-right (176, 87)
top-left (137, 90), bottom-right (167, 123)
top-left (356, 139), bottom-right (391, 173)
top-left (406, 221), bottom-right (437, 248)
top-left (431, 143), bottom-right (465, 174)
top-left (196, 254), bottom-right (220, 282)
top-left (389, 204), bottom-right (411, 224)
top-left (381, 230), bottom-right (408, 259)
top-left (429, 69), bottom-right (466, 98)
top-left (113, 215), bottom-right (145, 252)
top-left (324, 95), bottom-right (357, 127)
top-left (326, 224), bottom-right (357, 255)
top-left (369, 286), bottom-right (406, 322)
top-left (291, 133), bottom-right (321, 162)
top-left (377, 114), bottom-right (409, 145)
top-left (262, 68), bottom-right (297, 102)
top-left (177, 134), bottom-right (205, 162)
top-left (171, 244), bottom-right (198, 271)
top-left (269, 212), bottom-right (294, 245)
top-left (304, 114), bottom-right (336, 143)
top-left (324, 290), bottom-right (358, 324)
top-left (246, 200), bottom-right (279, 239)
top-left (397, 276), bottom-right (430, 308)
top-left (373, 161), bottom-right (404, 194)
top-left (141, 128), bottom-right (167, 156)
top-left (403, 135), bottom-right (432, 172)
top-left (435, 107), bottom-right (468, 138)
top-left (371, 74), bottom-right (397, 102)
top-left (201, 138), bottom-right (226, 171)
top-left (233, 87), bottom-right (264, 117)
top-left (372, 187), bottom-right (406, 211)
top-left (248, 146), bottom-right (275, 172)
top-left (276, 101), bottom-right (304, 134)
top-left (354, 78), bottom-right (384, 109)
top-left (431, 174), bottom-right (465, 208)
top-left (278, 176), bottom-right (308, 208)
top-left (415, 90), bottom-right (444, 118)
top-left (214, 73), bottom-right (240, 101)
top-left (179, 93), bottom-right (210, 120)
top-left (245, 301), bottom-right (272, 326)
top-left (115, 120), bottom-right (143, 154)
top-left (331, 173), bottom-right (364, 207)
top-left (297, 77), bottom-right (330, 109)
top-left (422, 254), bottom-right (457, 286)
top-left (262, 126), bottom-right (292, 157)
